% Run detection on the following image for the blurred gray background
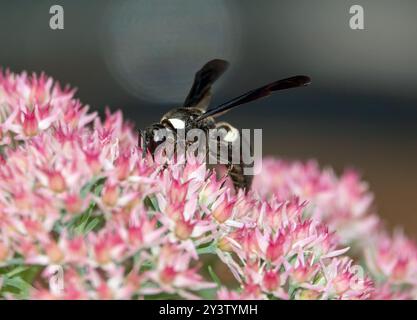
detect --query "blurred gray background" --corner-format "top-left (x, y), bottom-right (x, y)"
top-left (1, 0), bottom-right (417, 234)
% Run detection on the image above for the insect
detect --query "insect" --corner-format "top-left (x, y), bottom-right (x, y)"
top-left (139, 59), bottom-right (311, 192)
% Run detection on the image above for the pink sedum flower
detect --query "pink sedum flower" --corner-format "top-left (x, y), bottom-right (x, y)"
top-left (0, 70), bottom-right (415, 300)
top-left (253, 159), bottom-right (380, 246)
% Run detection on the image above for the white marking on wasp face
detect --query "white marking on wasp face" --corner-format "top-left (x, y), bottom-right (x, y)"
top-left (168, 118), bottom-right (185, 129)
top-left (223, 127), bottom-right (239, 142)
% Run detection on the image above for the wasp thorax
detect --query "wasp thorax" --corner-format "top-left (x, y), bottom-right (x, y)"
top-left (161, 107), bottom-right (204, 130)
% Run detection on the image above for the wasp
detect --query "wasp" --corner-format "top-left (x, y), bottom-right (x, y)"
top-left (139, 59), bottom-right (311, 192)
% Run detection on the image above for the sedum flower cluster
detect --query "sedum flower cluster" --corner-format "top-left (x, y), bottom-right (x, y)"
top-left (0, 70), bottom-right (415, 299)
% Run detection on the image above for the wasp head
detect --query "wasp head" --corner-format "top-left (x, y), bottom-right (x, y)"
top-left (139, 123), bottom-right (168, 158)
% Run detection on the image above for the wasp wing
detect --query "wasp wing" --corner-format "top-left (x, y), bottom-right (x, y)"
top-left (183, 59), bottom-right (229, 110)
top-left (197, 75), bottom-right (311, 120)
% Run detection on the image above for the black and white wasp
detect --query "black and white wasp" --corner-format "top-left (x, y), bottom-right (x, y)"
top-left (139, 59), bottom-right (310, 192)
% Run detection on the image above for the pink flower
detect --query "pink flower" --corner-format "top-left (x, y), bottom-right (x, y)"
top-left (0, 70), bottom-right (415, 300)
top-left (365, 231), bottom-right (417, 289)
top-left (253, 159), bottom-right (380, 245)
top-left (211, 194), bottom-right (236, 223)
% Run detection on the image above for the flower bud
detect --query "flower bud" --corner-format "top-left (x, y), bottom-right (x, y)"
top-left (174, 218), bottom-right (195, 240)
top-left (102, 183), bottom-right (119, 207)
top-left (48, 171), bottom-right (66, 193)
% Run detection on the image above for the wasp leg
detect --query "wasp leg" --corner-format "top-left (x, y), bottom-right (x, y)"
top-left (227, 162), bottom-right (253, 193)
top-left (206, 148), bottom-right (253, 192)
